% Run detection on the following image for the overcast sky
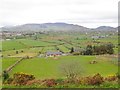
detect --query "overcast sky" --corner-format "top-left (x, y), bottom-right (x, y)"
top-left (0, 0), bottom-right (118, 28)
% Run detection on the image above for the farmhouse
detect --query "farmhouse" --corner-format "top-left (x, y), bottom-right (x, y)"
top-left (46, 51), bottom-right (62, 57)
top-left (91, 35), bottom-right (106, 39)
top-left (91, 36), bottom-right (99, 39)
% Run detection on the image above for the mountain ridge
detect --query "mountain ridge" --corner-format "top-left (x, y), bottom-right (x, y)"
top-left (1, 22), bottom-right (117, 32)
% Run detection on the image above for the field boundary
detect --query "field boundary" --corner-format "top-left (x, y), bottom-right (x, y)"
top-left (5, 57), bottom-right (24, 73)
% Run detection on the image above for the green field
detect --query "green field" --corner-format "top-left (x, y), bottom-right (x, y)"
top-left (1, 31), bottom-right (118, 88)
top-left (17, 39), bottom-right (54, 47)
top-left (2, 40), bottom-right (26, 51)
top-left (2, 57), bottom-right (19, 71)
top-left (5, 55), bottom-right (117, 79)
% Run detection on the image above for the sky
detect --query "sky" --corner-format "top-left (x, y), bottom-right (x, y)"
top-left (0, 0), bottom-right (119, 28)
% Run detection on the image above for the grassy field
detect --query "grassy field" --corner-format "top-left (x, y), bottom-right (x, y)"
top-left (2, 57), bottom-right (19, 71)
top-left (2, 40), bottom-right (26, 51)
top-left (1, 32), bottom-right (118, 88)
top-left (17, 39), bottom-right (57, 47)
top-left (7, 55), bottom-right (118, 79)
top-left (57, 45), bottom-right (70, 53)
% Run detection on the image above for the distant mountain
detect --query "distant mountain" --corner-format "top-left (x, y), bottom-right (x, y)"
top-left (1, 23), bottom-right (117, 32)
top-left (95, 26), bottom-right (117, 31)
top-left (1, 23), bottom-right (89, 32)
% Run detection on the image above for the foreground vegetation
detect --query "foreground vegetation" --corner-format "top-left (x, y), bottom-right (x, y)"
top-left (2, 72), bottom-right (119, 88)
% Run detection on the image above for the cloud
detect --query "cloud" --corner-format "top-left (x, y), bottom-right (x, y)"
top-left (0, 0), bottom-right (118, 28)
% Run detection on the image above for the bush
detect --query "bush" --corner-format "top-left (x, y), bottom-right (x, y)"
top-left (116, 73), bottom-right (120, 79)
top-left (21, 50), bottom-right (24, 53)
top-left (26, 80), bottom-right (42, 86)
top-left (5, 78), bottom-right (14, 84)
top-left (42, 79), bottom-right (57, 87)
top-left (62, 77), bottom-right (81, 85)
top-left (55, 79), bottom-right (64, 85)
top-left (83, 73), bottom-right (104, 85)
top-left (16, 51), bottom-right (18, 54)
top-left (72, 52), bottom-right (80, 55)
top-left (105, 75), bottom-right (117, 81)
top-left (12, 72), bottom-right (35, 85)
top-left (26, 79), bottom-right (64, 87)
top-left (2, 71), bottom-right (9, 83)
top-left (24, 56), bottom-right (30, 59)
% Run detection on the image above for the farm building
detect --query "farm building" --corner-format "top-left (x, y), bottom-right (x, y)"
top-left (91, 36), bottom-right (99, 39)
top-left (46, 51), bottom-right (62, 57)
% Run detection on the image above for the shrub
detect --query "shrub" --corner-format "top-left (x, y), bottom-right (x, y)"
top-left (5, 78), bottom-right (14, 84)
top-left (116, 73), bottom-right (120, 79)
top-left (63, 77), bottom-right (81, 85)
top-left (105, 75), bottom-right (117, 81)
top-left (26, 80), bottom-right (42, 86)
top-left (72, 52), bottom-right (80, 55)
top-left (12, 72), bottom-right (35, 85)
top-left (55, 79), bottom-right (64, 85)
top-left (1, 55), bottom-right (3, 57)
top-left (24, 56), bottom-right (30, 59)
top-left (42, 79), bottom-right (57, 87)
top-left (84, 73), bottom-right (104, 85)
top-left (21, 50), bottom-right (24, 53)
top-left (70, 47), bottom-right (74, 53)
top-left (16, 51), bottom-right (18, 54)
top-left (2, 71), bottom-right (9, 83)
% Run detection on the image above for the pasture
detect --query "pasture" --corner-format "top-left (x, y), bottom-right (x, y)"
top-left (1, 31), bottom-right (118, 88)
top-left (2, 57), bottom-right (19, 71)
top-left (2, 40), bottom-right (26, 51)
top-left (5, 55), bottom-right (118, 79)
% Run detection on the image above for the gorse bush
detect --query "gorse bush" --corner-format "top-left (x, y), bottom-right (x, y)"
top-left (26, 80), bottom-right (42, 86)
top-left (83, 73), bottom-right (104, 85)
top-left (3, 77), bottom-right (13, 84)
top-left (55, 79), bottom-right (64, 85)
top-left (116, 72), bottom-right (120, 79)
top-left (105, 75), bottom-right (117, 82)
top-left (42, 79), bottom-right (57, 87)
top-left (12, 72), bottom-right (35, 85)
top-left (3, 73), bottom-right (118, 88)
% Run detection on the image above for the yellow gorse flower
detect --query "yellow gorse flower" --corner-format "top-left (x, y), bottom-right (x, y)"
top-left (108, 74), bottom-right (115, 77)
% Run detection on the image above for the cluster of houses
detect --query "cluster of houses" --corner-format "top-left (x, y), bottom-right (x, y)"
top-left (0, 31), bottom-right (23, 40)
top-left (91, 35), bottom-right (109, 39)
top-left (0, 30), bottom-right (46, 41)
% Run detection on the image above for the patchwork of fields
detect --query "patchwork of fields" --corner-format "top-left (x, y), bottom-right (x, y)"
top-left (1, 32), bottom-right (118, 80)
top-left (0, 30), bottom-right (119, 88)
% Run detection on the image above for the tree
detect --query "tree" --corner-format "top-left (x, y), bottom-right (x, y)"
top-left (84, 45), bottom-right (93, 55)
top-left (21, 50), bottom-right (24, 53)
top-left (2, 70), bottom-right (9, 82)
top-left (91, 44), bottom-right (114, 55)
top-left (59, 61), bottom-right (83, 81)
top-left (106, 43), bottom-right (114, 54)
top-left (34, 35), bottom-right (38, 40)
top-left (16, 51), bottom-right (18, 54)
top-left (70, 47), bottom-right (74, 53)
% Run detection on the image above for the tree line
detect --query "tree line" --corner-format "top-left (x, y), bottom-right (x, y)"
top-left (70, 43), bottom-right (114, 55)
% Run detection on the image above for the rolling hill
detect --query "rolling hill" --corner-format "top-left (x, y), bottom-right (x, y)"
top-left (1, 22), bottom-right (117, 32)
